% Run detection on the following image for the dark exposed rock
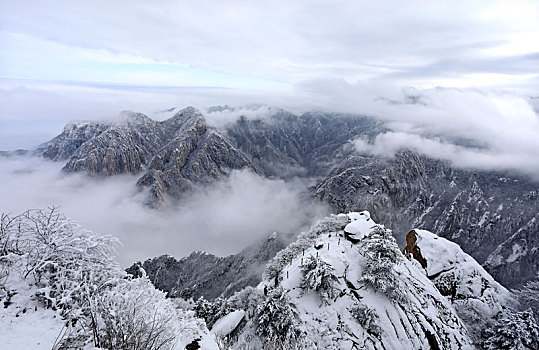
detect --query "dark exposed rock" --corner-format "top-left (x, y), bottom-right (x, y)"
top-left (403, 230), bottom-right (427, 269)
top-left (315, 152), bottom-right (539, 287)
top-left (127, 233), bottom-right (287, 300)
top-left (40, 120), bottom-right (110, 161)
top-left (224, 110), bottom-right (381, 177)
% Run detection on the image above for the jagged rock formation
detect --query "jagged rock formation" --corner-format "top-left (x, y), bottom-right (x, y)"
top-left (127, 233), bottom-right (287, 300)
top-left (40, 120), bottom-right (110, 161)
top-left (403, 229), bottom-right (516, 346)
top-left (315, 152), bottom-right (539, 288)
top-left (208, 213), bottom-right (476, 349)
top-left (40, 107), bottom-right (258, 204)
top-left (224, 109), bottom-right (380, 177)
top-left (39, 106), bottom-right (539, 288)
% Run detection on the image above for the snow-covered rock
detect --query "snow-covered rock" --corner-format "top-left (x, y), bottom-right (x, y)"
top-left (403, 228), bottom-right (516, 345)
top-left (223, 212), bottom-right (475, 349)
top-left (211, 309), bottom-right (245, 337)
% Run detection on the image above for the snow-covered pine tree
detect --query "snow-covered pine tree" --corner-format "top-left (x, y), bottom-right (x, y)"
top-left (482, 309), bottom-right (539, 350)
top-left (194, 296), bottom-right (230, 329)
top-left (300, 255), bottom-right (339, 304)
top-left (358, 225), bottom-right (406, 304)
top-left (348, 303), bottom-right (381, 337)
top-left (254, 287), bottom-right (302, 344)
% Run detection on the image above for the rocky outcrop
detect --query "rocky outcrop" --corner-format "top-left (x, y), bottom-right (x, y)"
top-left (127, 233), bottom-right (287, 300)
top-left (217, 213), bottom-right (474, 349)
top-left (403, 228), bottom-right (516, 346)
top-left (402, 230), bottom-right (427, 269)
top-left (314, 152), bottom-right (539, 288)
top-left (137, 127), bottom-right (257, 205)
top-left (40, 120), bottom-right (110, 161)
top-left (61, 111), bottom-right (168, 175)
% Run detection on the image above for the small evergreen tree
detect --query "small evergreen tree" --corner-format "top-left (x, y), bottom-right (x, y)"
top-left (349, 303), bottom-right (381, 337)
top-left (300, 256), bottom-right (339, 304)
top-left (358, 225), bottom-right (406, 304)
top-left (255, 287), bottom-right (302, 343)
top-left (482, 309), bottom-right (539, 350)
top-left (194, 296), bottom-right (230, 329)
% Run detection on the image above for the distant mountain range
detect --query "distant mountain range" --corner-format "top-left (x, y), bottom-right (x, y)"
top-left (29, 105), bottom-right (538, 291)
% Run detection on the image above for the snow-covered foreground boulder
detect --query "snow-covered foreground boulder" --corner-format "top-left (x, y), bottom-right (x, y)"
top-left (403, 228), bottom-right (516, 344)
top-left (210, 212), bottom-right (475, 349)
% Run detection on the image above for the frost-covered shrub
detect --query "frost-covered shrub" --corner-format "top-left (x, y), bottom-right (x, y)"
top-left (1, 209), bottom-right (204, 350)
top-left (300, 256), bottom-right (339, 304)
top-left (194, 296), bottom-right (231, 329)
top-left (0, 208), bottom-right (122, 316)
top-left (482, 309), bottom-right (539, 350)
top-left (88, 277), bottom-right (181, 350)
top-left (358, 225), bottom-right (406, 304)
top-left (349, 304), bottom-right (381, 337)
top-left (227, 286), bottom-right (264, 313)
top-left (264, 215), bottom-right (348, 281)
top-left (255, 287), bottom-right (302, 342)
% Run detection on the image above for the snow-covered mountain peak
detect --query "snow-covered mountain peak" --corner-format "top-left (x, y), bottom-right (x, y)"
top-left (403, 228), bottom-right (516, 344)
top-left (216, 213), bottom-right (474, 349)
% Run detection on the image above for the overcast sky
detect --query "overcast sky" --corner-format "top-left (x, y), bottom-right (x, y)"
top-left (0, 0), bottom-right (538, 149)
top-left (1, 0), bottom-right (538, 90)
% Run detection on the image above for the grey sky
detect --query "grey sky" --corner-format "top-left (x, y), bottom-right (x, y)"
top-left (0, 0), bottom-right (538, 170)
top-left (1, 0), bottom-right (537, 91)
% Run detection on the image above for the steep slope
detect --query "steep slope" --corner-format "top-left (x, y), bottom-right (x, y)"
top-left (208, 212), bottom-right (474, 349)
top-left (40, 107), bottom-right (258, 204)
top-left (62, 111), bottom-right (166, 175)
top-left (403, 229), bottom-right (516, 345)
top-left (40, 120), bottom-right (110, 161)
top-left (137, 123), bottom-right (257, 204)
top-left (223, 109), bottom-right (380, 177)
top-left (315, 152), bottom-right (539, 288)
top-left (127, 233), bottom-right (288, 300)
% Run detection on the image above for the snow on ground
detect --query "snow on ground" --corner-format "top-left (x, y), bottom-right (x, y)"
top-left (0, 274), bottom-right (65, 350)
top-left (211, 309), bottom-right (245, 337)
top-left (411, 228), bottom-right (516, 343)
top-left (231, 212), bottom-right (474, 349)
top-left (343, 211), bottom-right (374, 239)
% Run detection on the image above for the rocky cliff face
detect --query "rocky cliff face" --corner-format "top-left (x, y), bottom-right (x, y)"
top-left (314, 152), bottom-right (539, 288)
top-left (403, 229), bottom-right (516, 346)
top-left (127, 233), bottom-right (287, 300)
top-left (41, 120), bottom-right (110, 161)
top-left (224, 109), bottom-right (380, 177)
top-left (41, 107), bottom-right (258, 205)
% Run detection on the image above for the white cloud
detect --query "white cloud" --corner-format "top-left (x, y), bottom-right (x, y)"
top-left (352, 131), bottom-right (539, 180)
top-left (0, 157), bottom-right (327, 265)
top-left (0, 0), bottom-right (537, 91)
